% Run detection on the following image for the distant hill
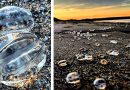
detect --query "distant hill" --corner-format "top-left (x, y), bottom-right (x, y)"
top-left (54, 18), bottom-right (62, 21)
top-left (54, 16), bottom-right (130, 22)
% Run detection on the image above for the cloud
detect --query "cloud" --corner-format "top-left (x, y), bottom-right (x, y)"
top-left (55, 0), bottom-right (130, 10)
top-left (55, 2), bottom-right (130, 10)
top-left (121, 3), bottom-right (130, 6)
top-left (55, 3), bottom-right (88, 9)
top-left (55, 0), bottom-right (130, 6)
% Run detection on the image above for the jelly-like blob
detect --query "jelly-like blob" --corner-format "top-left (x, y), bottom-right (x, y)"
top-left (110, 40), bottom-right (118, 44)
top-left (0, 33), bottom-right (46, 87)
top-left (107, 50), bottom-right (119, 56)
top-left (0, 6), bottom-right (34, 34)
top-left (66, 72), bottom-right (80, 84)
top-left (0, 6), bottom-right (46, 87)
top-left (76, 54), bottom-right (93, 61)
top-left (58, 60), bottom-right (67, 67)
top-left (93, 78), bottom-right (107, 90)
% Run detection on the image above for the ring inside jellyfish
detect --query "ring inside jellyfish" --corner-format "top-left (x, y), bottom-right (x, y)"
top-left (0, 6), bottom-right (34, 35)
top-left (0, 6), bottom-right (46, 87)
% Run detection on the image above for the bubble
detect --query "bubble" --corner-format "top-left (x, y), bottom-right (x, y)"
top-left (0, 6), bottom-right (34, 35)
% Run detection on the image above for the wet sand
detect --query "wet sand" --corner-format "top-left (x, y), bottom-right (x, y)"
top-left (54, 22), bottom-right (130, 90)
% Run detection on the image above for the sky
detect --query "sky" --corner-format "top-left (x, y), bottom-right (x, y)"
top-left (54, 0), bottom-right (130, 20)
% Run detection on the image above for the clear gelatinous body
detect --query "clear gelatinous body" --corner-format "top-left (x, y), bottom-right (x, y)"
top-left (66, 72), bottom-right (80, 84)
top-left (0, 6), bottom-right (46, 87)
top-left (0, 6), bottom-right (34, 35)
top-left (0, 33), bottom-right (46, 87)
top-left (93, 78), bottom-right (107, 90)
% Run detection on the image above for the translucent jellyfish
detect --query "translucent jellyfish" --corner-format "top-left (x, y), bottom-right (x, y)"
top-left (126, 43), bottom-right (130, 48)
top-left (102, 34), bottom-right (108, 37)
top-left (93, 78), bottom-right (107, 90)
top-left (100, 59), bottom-right (109, 65)
top-left (95, 42), bottom-right (100, 47)
top-left (106, 50), bottom-right (119, 56)
top-left (0, 6), bottom-right (34, 35)
top-left (97, 54), bottom-right (106, 59)
top-left (0, 32), bottom-right (46, 87)
top-left (110, 40), bottom-right (118, 44)
top-left (0, 6), bottom-right (46, 87)
top-left (66, 72), bottom-right (80, 84)
top-left (76, 54), bottom-right (93, 61)
top-left (58, 60), bottom-right (67, 67)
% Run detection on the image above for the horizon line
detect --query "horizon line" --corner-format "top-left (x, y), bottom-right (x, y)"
top-left (54, 16), bottom-right (130, 21)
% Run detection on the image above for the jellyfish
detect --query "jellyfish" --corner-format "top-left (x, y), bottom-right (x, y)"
top-left (0, 6), bottom-right (34, 34)
top-left (93, 78), bottom-right (107, 90)
top-left (0, 6), bottom-right (46, 87)
top-left (66, 72), bottom-right (80, 84)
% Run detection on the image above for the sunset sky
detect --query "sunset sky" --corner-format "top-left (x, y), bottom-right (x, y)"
top-left (54, 0), bottom-right (130, 20)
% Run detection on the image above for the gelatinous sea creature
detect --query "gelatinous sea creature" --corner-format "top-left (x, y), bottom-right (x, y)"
top-left (58, 60), bottom-right (67, 67)
top-left (110, 40), bottom-right (118, 44)
top-left (0, 6), bottom-right (46, 87)
top-left (0, 6), bottom-right (34, 34)
top-left (76, 54), bottom-right (93, 61)
top-left (107, 50), bottom-right (119, 56)
top-left (66, 72), bottom-right (80, 84)
top-left (93, 78), bottom-right (107, 90)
